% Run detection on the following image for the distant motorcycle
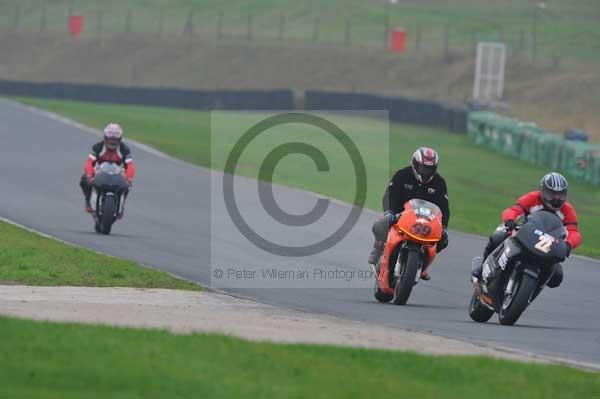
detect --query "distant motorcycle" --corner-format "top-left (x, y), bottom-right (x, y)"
top-left (374, 199), bottom-right (443, 305)
top-left (91, 162), bottom-right (129, 235)
top-left (469, 211), bottom-right (569, 326)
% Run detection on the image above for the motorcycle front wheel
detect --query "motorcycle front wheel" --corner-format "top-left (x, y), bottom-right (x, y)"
top-left (100, 195), bottom-right (116, 235)
top-left (393, 250), bottom-right (421, 305)
top-left (499, 272), bottom-right (538, 326)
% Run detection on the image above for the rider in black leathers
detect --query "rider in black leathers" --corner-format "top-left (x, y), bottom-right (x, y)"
top-left (368, 147), bottom-right (450, 280)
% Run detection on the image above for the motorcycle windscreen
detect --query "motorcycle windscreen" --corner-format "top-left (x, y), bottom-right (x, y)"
top-left (515, 211), bottom-right (568, 262)
top-left (406, 199), bottom-right (442, 220)
top-left (94, 166), bottom-right (129, 192)
top-left (397, 199), bottom-right (443, 242)
top-left (98, 162), bottom-right (123, 175)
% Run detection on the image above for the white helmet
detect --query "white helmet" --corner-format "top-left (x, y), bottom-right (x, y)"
top-left (103, 123), bottom-right (123, 150)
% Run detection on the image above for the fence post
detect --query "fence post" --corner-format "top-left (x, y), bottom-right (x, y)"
top-left (518, 29), bottom-right (525, 52)
top-left (443, 25), bottom-right (450, 61)
top-left (247, 14), bottom-right (253, 40)
top-left (183, 10), bottom-right (194, 36)
top-left (39, 3), bottom-right (47, 34)
top-left (125, 9), bottom-right (132, 33)
top-left (415, 24), bottom-right (421, 52)
top-left (96, 9), bottom-right (104, 38)
top-left (67, 0), bottom-right (74, 18)
top-left (383, 1), bottom-right (390, 49)
top-left (157, 9), bottom-right (164, 38)
top-left (552, 53), bottom-right (561, 69)
top-left (312, 17), bottom-right (320, 43)
top-left (344, 19), bottom-right (351, 46)
top-left (66, 0), bottom-right (77, 35)
top-left (531, 7), bottom-right (539, 63)
top-left (13, 4), bottom-right (20, 31)
top-left (216, 10), bottom-right (223, 39)
top-left (278, 11), bottom-right (285, 40)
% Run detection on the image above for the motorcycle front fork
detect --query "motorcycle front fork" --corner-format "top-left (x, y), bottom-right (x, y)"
top-left (117, 193), bottom-right (127, 219)
top-left (92, 192), bottom-right (125, 220)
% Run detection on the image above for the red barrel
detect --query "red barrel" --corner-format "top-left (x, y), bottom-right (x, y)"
top-left (390, 28), bottom-right (406, 53)
top-left (69, 15), bottom-right (84, 36)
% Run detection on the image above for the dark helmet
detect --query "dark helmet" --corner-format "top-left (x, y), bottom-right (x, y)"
top-left (540, 172), bottom-right (568, 211)
top-left (411, 147), bottom-right (439, 183)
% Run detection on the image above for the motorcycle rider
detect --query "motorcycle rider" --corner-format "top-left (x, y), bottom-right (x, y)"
top-left (368, 147), bottom-right (450, 280)
top-left (79, 123), bottom-right (136, 216)
top-left (475, 172), bottom-right (581, 288)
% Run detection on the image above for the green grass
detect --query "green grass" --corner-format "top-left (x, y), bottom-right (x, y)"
top-left (0, 219), bottom-right (201, 289)
top-left (0, 316), bottom-right (598, 398)
top-left (14, 96), bottom-right (600, 258)
top-left (1, 0), bottom-right (599, 62)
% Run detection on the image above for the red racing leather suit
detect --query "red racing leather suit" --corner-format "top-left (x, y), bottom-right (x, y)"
top-left (502, 191), bottom-right (581, 249)
top-left (84, 141), bottom-right (136, 182)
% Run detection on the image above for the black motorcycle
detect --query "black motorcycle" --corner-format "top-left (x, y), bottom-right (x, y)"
top-left (91, 162), bottom-right (129, 235)
top-left (469, 211), bottom-right (569, 326)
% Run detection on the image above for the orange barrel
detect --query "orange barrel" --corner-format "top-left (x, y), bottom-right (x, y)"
top-left (390, 28), bottom-right (406, 53)
top-left (69, 15), bottom-right (84, 36)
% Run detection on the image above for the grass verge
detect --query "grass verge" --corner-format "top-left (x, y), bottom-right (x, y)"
top-left (14, 97), bottom-right (600, 258)
top-left (0, 219), bottom-right (200, 290)
top-left (0, 316), bottom-right (598, 399)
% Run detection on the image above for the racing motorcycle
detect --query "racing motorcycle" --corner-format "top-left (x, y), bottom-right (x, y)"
top-left (374, 199), bottom-right (443, 305)
top-left (469, 210), bottom-right (569, 326)
top-left (91, 162), bottom-right (129, 235)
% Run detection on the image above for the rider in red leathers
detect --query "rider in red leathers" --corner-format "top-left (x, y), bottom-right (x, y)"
top-left (79, 123), bottom-right (135, 216)
top-left (476, 172), bottom-right (581, 288)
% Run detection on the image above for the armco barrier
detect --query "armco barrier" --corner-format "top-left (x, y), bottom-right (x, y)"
top-left (468, 111), bottom-right (600, 186)
top-left (0, 80), bottom-right (294, 110)
top-left (305, 90), bottom-right (468, 133)
top-left (0, 80), bottom-right (468, 133)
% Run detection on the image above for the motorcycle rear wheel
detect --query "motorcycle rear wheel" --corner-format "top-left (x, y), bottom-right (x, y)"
top-left (468, 292), bottom-right (494, 322)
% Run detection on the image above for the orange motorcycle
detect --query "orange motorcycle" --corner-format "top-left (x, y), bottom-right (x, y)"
top-left (373, 199), bottom-right (443, 305)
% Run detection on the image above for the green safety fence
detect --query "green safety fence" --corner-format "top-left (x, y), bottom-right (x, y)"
top-left (468, 111), bottom-right (600, 186)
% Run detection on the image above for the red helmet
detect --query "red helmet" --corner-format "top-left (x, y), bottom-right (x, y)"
top-left (103, 123), bottom-right (123, 151)
top-left (411, 147), bottom-right (439, 183)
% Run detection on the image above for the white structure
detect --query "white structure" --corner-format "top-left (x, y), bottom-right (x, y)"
top-left (473, 42), bottom-right (506, 102)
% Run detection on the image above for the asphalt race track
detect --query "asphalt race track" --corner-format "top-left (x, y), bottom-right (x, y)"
top-left (1, 99), bottom-right (599, 366)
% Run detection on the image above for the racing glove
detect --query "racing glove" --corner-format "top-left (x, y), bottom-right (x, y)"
top-left (436, 229), bottom-right (449, 253)
top-left (383, 211), bottom-right (397, 228)
top-left (504, 219), bottom-right (517, 231)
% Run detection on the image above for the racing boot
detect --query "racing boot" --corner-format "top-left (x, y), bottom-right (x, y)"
top-left (368, 240), bottom-right (385, 265)
top-left (471, 256), bottom-right (483, 283)
top-left (420, 261), bottom-right (431, 280)
top-left (85, 199), bottom-right (93, 214)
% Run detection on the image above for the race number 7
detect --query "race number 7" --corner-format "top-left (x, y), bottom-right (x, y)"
top-left (534, 235), bottom-right (553, 253)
